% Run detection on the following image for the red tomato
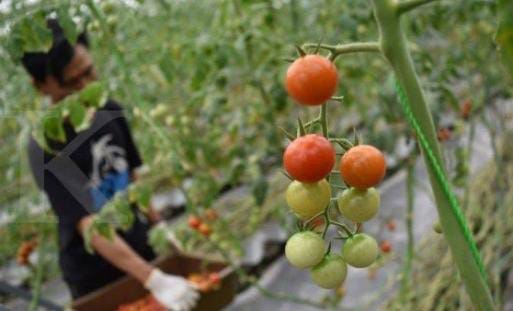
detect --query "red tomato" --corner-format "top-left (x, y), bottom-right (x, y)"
top-left (437, 128), bottom-right (451, 142)
top-left (385, 220), bottom-right (396, 232)
top-left (340, 145), bottom-right (386, 189)
top-left (188, 215), bottom-right (202, 229)
top-left (284, 134), bottom-right (335, 182)
top-left (460, 99), bottom-right (472, 119)
top-left (209, 272), bottom-right (221, 285)
top-left (380, 240), bottom-right (392, 253)
top-left (286, 55), bottom-right (338, 106)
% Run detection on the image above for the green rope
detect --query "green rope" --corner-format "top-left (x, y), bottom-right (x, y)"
top-left (394, 80), bottom-right (488, 282)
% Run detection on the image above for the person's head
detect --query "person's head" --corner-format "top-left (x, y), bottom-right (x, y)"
top-left (21, 19), bottom-right (97, 103)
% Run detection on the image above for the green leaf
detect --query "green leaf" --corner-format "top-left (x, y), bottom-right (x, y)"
top-left (79, 82), bottom-right (107, 108)
top-left (497, 0), bottom-right (513, 81)
top-left (18, 11), bottom-right (53, 53)
top-left (32, 127), bottom-right (54, 154)
top-left (252, 176), bottom-right (268, 206)
top-left (96, 221), bottom-right (115, 240)
top-left (148, 225), bottom-right (172, 255)
top-left (68, 100), bottom-right (90, 131)
top-left (57, 7), bottom-right (79, 45)
top-left (43, 112), bottom-right (66, 143)
top-left (6, 32), bottom-right (24, 62)
top-left (137, 184), bottom-right (152, 212)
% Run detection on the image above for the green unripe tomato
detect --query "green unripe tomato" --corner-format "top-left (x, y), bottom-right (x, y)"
top-left (285, 231), bottom-right (325, 269)
top-left (342, 233), bottom-right (378, 268)
top-left (310, 254), bottom-right (347, 289)
top-left (286, 179), bottom-right (331, 220)
top-left (337, 187), bottom-right (380, 222)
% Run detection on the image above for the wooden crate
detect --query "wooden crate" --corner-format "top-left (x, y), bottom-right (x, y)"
top-left (72, 254), bottom-right (237, 311)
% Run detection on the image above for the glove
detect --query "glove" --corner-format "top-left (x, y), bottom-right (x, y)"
top-left (144, 269), bottom-right (200, 311)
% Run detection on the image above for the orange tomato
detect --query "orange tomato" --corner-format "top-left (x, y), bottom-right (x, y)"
top-left (16, 239), bottom-right (37, 266)
top-left (117, 294), bottom-right (165, 311)
top-left (188, 272), bottom-right (221, 292)
top-left (340, 145), bottom-right (386, 189)
top-left (198, 223), bottom-right (212, 237)
top-left (188, 215), bottom-right (202, 229)
top-left (285, 55), bottom-right (338, 106)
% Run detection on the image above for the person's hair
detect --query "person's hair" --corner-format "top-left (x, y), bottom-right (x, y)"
top-left (21, 19), bottom-right (89, 84)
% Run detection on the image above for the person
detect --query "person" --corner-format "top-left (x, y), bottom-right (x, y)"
top-left (22, 19), bottom-right (199, 311)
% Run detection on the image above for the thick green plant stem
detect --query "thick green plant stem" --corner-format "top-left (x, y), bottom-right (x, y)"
top-left (371, 0), bottom-right (495, 309)
top-left (397, 0), bottom-right (439, 15)
top-left (401, 159), bottom-right (415, 301)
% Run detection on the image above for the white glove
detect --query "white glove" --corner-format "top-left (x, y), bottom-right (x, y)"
top-left (144, 269), bottom-right (200, 311)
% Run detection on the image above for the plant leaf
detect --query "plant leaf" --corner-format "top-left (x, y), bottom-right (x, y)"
top-left (57, 6), bottom-right (79, 45)
top-left (43, 111), bottom-right (66, 143)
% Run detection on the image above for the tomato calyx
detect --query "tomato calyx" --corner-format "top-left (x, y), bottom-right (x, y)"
top-left (295, 45), bottom-right (307, 57)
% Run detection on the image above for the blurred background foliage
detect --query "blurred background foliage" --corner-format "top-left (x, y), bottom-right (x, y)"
top-left (0, 0), bottom-right (509, 286)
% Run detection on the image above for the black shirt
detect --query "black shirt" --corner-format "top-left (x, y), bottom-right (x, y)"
top-left (27, 100), bottom-right (155, 298)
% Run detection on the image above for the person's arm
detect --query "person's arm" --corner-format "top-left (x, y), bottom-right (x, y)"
top-left (77, 215), bottom-right (199, 310)
top-left (77, 215), bottom-right (153, 283)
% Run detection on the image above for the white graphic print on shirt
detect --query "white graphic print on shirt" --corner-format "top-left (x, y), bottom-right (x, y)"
top-left (89, 134), bottom-right (130, 210)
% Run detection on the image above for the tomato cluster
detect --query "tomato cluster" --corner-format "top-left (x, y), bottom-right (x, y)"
top-left (187, 208), bottom-right (219, 237)
top-left (282, 54), bottom-right (387, 290)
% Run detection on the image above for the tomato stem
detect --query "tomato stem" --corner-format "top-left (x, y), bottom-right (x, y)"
top-left (279, 127), bottom-right (296, 141)
top-left (303, 211), bottom-right (326, 228)
top-left (302, 42), bottom-right (380, 61)
top-left (330, 221), bottom-right (354, 237)
top-left (295, 44), bottom-right (307, 57)
top-left (297, 117), bottom-right (306, 136)
top-left (321, 204), bottom-right (332, 239)
top-left (320, 104), bottom-right (328, 137)
top-left (329, 138), bottom-right (353, 150)
top-left (281, 170), bottom-right (293, 181)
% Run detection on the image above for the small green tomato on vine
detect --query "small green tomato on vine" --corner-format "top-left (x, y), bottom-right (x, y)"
top-left (286, 179), bottom-right (331, 220)
top-left (342, 233), bottom-right (379, 268)
top-left (337, 187), bottom-right (380, 223)
top-left (285, 231), bottom-right (325, 269)
top-left (310, 254), bottom-right (348, 289)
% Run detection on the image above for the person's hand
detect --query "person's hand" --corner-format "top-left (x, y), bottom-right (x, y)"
top-left (144, 269), bottom-right (199, 311)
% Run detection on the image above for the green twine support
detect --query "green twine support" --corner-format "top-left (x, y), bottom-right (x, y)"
top-left (394, 80), bottom-right (488, 282)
